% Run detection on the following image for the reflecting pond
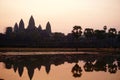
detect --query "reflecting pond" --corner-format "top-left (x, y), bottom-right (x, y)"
top-left (0, 52), bottom-right (120, 80)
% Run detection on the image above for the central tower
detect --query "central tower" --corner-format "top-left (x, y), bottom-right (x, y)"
top-left (27, 15), bottom-right (36, 31)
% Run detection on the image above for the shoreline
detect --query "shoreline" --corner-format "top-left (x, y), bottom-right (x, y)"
top-left (0, 48), bottom-right (120, 52)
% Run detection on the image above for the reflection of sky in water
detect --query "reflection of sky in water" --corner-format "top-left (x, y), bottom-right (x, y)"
top-left (0, 53), bottom-right (120, 80)
top-left (0, 62), bottom-right (120, 80)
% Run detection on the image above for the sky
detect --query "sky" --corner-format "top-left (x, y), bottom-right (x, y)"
top-left (0, 0), bottom-right (120, 34)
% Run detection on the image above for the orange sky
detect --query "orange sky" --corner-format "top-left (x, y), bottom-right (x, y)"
top-left (0, 0), bottom-right (120, 34)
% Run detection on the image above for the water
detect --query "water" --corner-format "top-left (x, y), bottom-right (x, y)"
top-left (0, 52), bottom-right (120, 80)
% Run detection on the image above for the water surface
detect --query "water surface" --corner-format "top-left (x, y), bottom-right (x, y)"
top-left (0, 52), bottom-right (120, 80)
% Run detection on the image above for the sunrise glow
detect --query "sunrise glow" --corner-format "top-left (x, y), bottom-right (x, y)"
top-left (0, 0), bottom-right (120, 34)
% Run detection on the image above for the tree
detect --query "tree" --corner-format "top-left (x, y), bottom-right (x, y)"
top-left (72, 26), bottom-right (82, 51)
top-left (53, 32), bottom-right (65, 41)
top-left (94, 30), bottom-right (106, 39)
top-left (108, 28), bottom-right (117, 48)
top-left (71, 63), bottom-right (82, 77)
top-left (84, 28), bottom-right (94, 38)
top-left (103, 25), bottom-right (107, 32)
top-left (108, 28), bottom-right (117, 38)
top-left (72, 25), bottom-right (82, 39)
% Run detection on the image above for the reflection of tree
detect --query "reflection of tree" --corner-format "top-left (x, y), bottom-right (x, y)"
top-left (118, 61), bottom-right (120, 70)
top-left (84, 61), bottom-right (93, 72)
top-left (94, 60), bottom-right (107, 72)
top-left (71, 63), bottom-right (82, 77)
top-left (108, 63), bottom-right (117, 73)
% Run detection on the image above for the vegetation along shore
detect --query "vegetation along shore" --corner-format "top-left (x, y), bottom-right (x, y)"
top-left (0, 16), bottom-right (120, 48)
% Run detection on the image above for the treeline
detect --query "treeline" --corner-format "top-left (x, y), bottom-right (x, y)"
top-left (0, 16), bottom-right (120, 48)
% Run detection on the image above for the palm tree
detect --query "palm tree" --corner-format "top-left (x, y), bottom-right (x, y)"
top-left (108, 28), bottom-right (117, 48)
top-left (108, 28), bottom-right (117, 38)
top-left (103, 25), bottom-right (107, 32)
top-left (72, 25), bottom-right (82, 39)
top-left (84, 28), bottom-right (94, 38)
top-left (72, 25), bottom-right (82, 51)
top-left (71, 63), bottom-right (82, 77)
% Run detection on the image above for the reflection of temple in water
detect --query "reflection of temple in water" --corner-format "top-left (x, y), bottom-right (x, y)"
top-left (0, 53), bottom-right (120, 80)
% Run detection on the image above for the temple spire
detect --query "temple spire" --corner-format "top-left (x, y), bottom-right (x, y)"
top-left (46, 21), bottom-right (51, 34)
top-left (38, 24), bottom-right (42, 30)
top-left (27, 15), bottom-right (36, 30)
top-left (19, 19), bottom-right (25, 32)
top-left (14, 22), bottom-right (19, 33)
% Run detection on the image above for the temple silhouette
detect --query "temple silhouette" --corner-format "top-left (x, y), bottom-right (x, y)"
top-left (0, 16), bottom-right (120, 48)
top-left (7, 16), bottom-right (52, 35)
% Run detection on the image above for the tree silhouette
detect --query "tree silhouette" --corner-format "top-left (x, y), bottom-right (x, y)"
top-left (71, 63), bottom-right (82, 77)
top-left (72, 26), bottom-right (82, 51)
top-left (108, 63), bottom-right (117, 73)
top-left (108, 28), bottom-right (117, 38)
top-left (84, 28), bottom-right (94, 39)
top-left (103, 25), bottom-right (107, 32)
top-left (84, 61), bottom-right (94, 72)
top-left (108, 28), bottom-right (117, 48)
top-left (94, 30), bottom-right (106, 39)
top-left (94, 60), bottom-right (107, 72)
top-left (72, 26), bottom-right (82, 39)
top-left (117, 31), bottom-right (120, 41)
